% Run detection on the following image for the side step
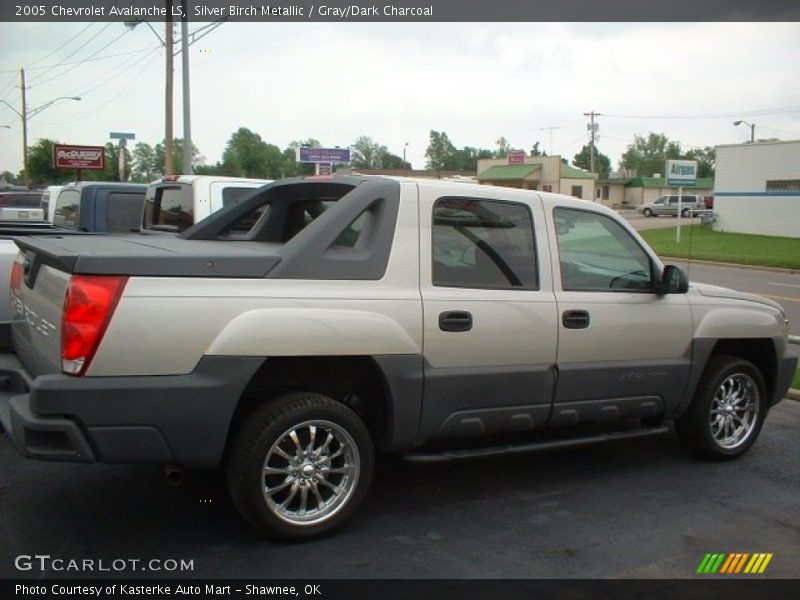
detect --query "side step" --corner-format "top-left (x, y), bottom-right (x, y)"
top-left (403, 426), bottom-right (670, 463)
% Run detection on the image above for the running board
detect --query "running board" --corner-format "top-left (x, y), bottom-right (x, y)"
top-left (403, 426), bottom-right (670, 463)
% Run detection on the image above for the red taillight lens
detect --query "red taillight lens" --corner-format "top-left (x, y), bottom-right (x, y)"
top-left (10, 260), bottom-right (22, 294)
top-left (61, 275), bottom-right (127, 376)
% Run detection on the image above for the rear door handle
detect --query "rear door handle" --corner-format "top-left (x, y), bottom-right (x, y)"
top-left (439, 311), bottom-right (473, 332)
top-left (562, 309), bottom-right (590, 329)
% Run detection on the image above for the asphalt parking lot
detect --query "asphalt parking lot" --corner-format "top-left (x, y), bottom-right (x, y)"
top-left (2, 399), bottom-right (798, 580)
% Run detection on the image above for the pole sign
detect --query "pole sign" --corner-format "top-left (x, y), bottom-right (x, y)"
top-left (666, 159), bottom-right (698, 187)
top-left (53, 144), bottom-right (105, 170)
top-left (297, 147), bottom-right (351, 164)
top-left (110, 131), bottom-right (136, 149)
top-left (508, 150), bottom-right (526, 165)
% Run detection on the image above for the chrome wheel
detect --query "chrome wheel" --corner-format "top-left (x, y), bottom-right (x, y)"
top-left (709, 373), bottom-right (759, 450)
top-left (262, 420), bottom-right (360, 526)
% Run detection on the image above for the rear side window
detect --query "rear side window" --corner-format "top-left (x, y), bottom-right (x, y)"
top-left (0, 192), bottom-right (43, 208)
top-left (145, 184), bottom-right (193, 231)
top-left (106, 192), bottom-right (145, 233)
top-left (221, 186), bottom-right (258, 207)
top-left (53, 190), bottom-right (81, 228)
top-left (432, 197), bottom-right (537, 290)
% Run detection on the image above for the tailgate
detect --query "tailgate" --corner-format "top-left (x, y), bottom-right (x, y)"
top-left (10, 250), bottom-right (70, 376)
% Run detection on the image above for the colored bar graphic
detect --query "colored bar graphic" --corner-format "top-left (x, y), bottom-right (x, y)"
top-left (734, 553), bottom-right (749, 573)
top-left (719, 554), bottom-right (735, 574)
top-left (758, 554), bottom-right (773, 574)
top-left (697, 554), bottom-right (713, 573)
top-left (711, 554), bottom-right (726, 573)
top-left (702, 553), bottom-right (773, 575)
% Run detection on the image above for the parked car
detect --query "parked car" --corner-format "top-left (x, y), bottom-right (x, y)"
top-left (638, 194), bottom-right (705, 217)
top-left (0, 182), bottom-right (147, 323)
top-left (0, 190), bottom-right (43, 210)
top-left (1, 176), bottom-right (796, 541)
top-left (143, 175), bottom-right (272, 233)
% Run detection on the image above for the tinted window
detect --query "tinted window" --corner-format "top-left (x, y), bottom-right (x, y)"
top-left (53, 189), bottom-right (81, 228)
top-left (432, 197), bottom-right (537, 290)
top-left (221, 186), bottom-right (258, 207)
top-left (555, 208), bottom-right (653, 292)
top-left (145, 184), bottom-right (193, 231)
top-left (766, 179), bottom-right (800, 191)
top-left (106, 192), bottom-right (146, 233)
top-left (0, 192), bottom-right (43, 208)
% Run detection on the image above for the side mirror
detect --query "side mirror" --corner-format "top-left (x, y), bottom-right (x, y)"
top-left (657, 265), bottom-right (688, 295)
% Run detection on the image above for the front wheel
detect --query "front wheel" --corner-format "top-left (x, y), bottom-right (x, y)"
top-left (675, 356), bottom-right (767, 460)
top-left (642, 208), bottom-right (653, 218)
top-left (226, 392), bottom-right (374, 540)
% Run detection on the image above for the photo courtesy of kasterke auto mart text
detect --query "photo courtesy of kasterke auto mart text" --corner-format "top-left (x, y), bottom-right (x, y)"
top-left (0, 176), bottom-right (796, 540)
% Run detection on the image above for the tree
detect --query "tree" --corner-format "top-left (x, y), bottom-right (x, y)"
top-left (573, 143), bottom-right (611, 179)
top-left (619, 133), bottom-right (682, 177)
top-left (494, 136), bottom-right (511, 158)
top-left (425, 130), bottom-right (458, 170)
top-left (0, 171), bottom-right (20, 186)
top-left (220, 128), bottom-right (286, 179)
top-left (131, 142), bottom-right (159, 182)
top-left (25, 139), bottom-right (73, 185)
top-left (530, 141), bottom-right (546, 157)
top-left (154, 138), bottom-right (203, 176)
top-left (351, 136), bottom-right (382, 168)
top-left (377, 148), bottom-right (409, 169)
top-left (684, 146), bottom-right (716, 179)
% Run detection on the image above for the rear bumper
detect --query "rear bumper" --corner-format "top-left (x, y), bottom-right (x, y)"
top-left (0, 352), bottom-right (263, 468)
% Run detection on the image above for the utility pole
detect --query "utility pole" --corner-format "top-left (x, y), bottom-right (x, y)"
top-left (181, 1), bottom-right (193, 174)
top-left (20, 69), bottom-right (29, 187)
top-left (164, 0), bottom-right (175, 176)
top-left (583, 111), bottom-right (601, 175)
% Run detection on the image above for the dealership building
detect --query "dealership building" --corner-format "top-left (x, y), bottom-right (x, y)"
top-left (713, 140), bottom-right (800, 238)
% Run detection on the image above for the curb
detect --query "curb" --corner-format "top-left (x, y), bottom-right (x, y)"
top-left (660, 257), bottom-right (799, 275)
top-left (788, 389), bottom-right (800, 402)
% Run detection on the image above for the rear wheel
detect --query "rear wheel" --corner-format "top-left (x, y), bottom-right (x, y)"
top-left (675, 355), bottom-right (767, 460)
top-left (681, 208), bottom-right (691, 217)
top-left (226, 392), bottom-right (374, 540)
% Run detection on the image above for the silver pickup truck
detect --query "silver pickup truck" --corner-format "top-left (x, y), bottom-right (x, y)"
top-left (1, 176), bottom-right (797, 541)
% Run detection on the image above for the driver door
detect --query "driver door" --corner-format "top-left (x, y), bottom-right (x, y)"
top-left (549, 207), bottom-right (692, 425)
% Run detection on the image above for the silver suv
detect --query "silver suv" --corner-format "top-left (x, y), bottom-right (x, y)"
top-left (639, 195), bottom-right (703, 218)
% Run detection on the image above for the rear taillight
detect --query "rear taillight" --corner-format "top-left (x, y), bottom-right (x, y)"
top-left (10, 260), bottom-right (22, 294)
top-left (61, 275), bottom-right (128, 376)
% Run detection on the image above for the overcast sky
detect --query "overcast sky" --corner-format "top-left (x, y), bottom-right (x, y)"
top-left (1, 21), bottom-right (799, 176)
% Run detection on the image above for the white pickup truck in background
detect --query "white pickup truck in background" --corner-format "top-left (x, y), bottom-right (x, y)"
top-left (143, 175), bottom-right (273, 233)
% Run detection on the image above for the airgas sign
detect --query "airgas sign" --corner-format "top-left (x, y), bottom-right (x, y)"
top-left (666, 159), bottom-right (698, 187)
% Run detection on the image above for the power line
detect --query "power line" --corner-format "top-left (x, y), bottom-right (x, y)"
top-left (26, 23), bottom-right (98, 69)
top-left (602, 106), bottom-right (800, 120)
top-left (29, 29), bottom-right (132, 89)
top-left (27, 21), bottom-right (117, 84)
top-left (0, 45), bottom-right (161, 75)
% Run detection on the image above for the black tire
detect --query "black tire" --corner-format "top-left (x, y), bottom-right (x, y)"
top-left (226, 392), bottom-right (375, 540)
top-left (675, 355), bottom-right (767, 461)
top-left (681, 208), bottom-right (690, 218)
top-left (642, 208), bottom-right (653, 218)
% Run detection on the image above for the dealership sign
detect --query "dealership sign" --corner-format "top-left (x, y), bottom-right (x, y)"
top-left (297, 147), bottom-right (351, 164)
top-left (508, 150), bottom-right (526, 165)
top-left (53, 144), bottom-right (105, 170)
top-left (666, 159), bottom-right (697, 187)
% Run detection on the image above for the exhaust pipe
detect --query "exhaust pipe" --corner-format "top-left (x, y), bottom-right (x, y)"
top-left (164, 464), bottom-right (184, 486)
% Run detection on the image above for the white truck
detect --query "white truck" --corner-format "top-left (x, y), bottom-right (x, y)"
top-left (143, 175), bottom-right (272, 233)
top-left (1, 176), bottom-right (796, 541)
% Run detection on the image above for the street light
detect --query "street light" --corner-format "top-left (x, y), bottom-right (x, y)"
top-left (1, 91), bottom-right (81, 187)
top-left (403, 142), bottom-right (409, 168)
top-left (733, 120), bottom-right (755, 143)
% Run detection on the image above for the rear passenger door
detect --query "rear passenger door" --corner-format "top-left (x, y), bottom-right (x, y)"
top-left (418, 187), bottom-right (558, 442)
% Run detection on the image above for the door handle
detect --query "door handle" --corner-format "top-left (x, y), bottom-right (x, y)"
top-left (562, 309), bottom-right (590, 329)
top-left (439, 311), bottom-right (473, 332)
